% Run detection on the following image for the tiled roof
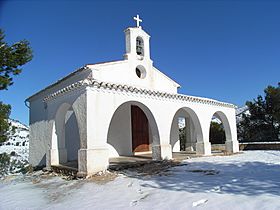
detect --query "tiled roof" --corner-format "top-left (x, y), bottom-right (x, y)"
top-left (43, 77), bottom-right (236, 108)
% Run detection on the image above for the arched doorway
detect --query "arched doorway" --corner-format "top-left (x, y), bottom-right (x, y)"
top-left (209, 111), bottom-right (231, 153)
top-left (170, 107), bottom-right (203, 155)
top-left (131, 105), bottom-right (150, 152)
top-left (65, 108), bottom-right (80, 162)
top-left (107, 101), bottom-right (160, 158)
top-left (51, 103), bottom-right (80, 168)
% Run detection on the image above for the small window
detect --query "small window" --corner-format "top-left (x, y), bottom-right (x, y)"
top-left (136, 68), bottom-right (141, 78)
top-left (135, 65), bottom-right (146, 79)
top-left (136, 37), bottom-right (144, 56)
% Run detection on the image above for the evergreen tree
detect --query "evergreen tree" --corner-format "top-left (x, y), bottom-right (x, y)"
top-left (0, 29), bottom-right (32, 90)
top-left (0, 102), bottom-right (11, 143)
top-left (209, 121), bottom-right (226, 144)
top-left (179, 127), bottom-right (186, 150)
top-left (238, 83), bottom-right (280, 142)
top-left (0, 29), bottom-right (32, 142)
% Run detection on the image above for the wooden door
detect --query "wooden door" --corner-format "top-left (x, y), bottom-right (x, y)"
top-left (131, 105), bottom-right (150, 152)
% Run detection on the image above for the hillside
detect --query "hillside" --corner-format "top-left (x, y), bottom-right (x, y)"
top-left (0, 119), bottom-right (29, 176)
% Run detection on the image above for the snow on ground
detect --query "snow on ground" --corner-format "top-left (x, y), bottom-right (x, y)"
top-left (236, 106), bottom-right (249, 123)
top-left (0, 119), bottom-right (29, 161)
top-left (1, 150), bottom-right (280, 210)
top-left (0, 119), bottom-right (29, 175)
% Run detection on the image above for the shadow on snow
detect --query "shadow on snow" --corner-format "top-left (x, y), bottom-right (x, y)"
top-left (134, 160), bottom-right (280, 196)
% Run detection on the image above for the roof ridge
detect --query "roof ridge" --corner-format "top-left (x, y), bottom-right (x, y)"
top-left (43, 77), bottom-right (236, 109)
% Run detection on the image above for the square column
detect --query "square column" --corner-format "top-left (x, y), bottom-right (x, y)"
top-left (77, 147), bottom-right (109, 177)
top-left (226, 140), bottom-right (239, 153)
top-left (73, 91), bottom-right (111, 177)
top-left (152, 144), bottom-right (172, 160)
top-left (196, 142), bottom-right (211, 156)
top-left (49, 148), bottom-right (67, 165)
top-left (160, 144), bottom-right (172, 160)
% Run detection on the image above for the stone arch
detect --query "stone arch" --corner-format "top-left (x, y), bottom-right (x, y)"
top-left (170, 107), bottom-right (203, 153)
top-left (208, 111), bottom-right (232, 153)
top-left (51, 102), bottom-right (80, 166)
top-left (107, 101), bottom-right (160, 158)
top-left (210, 111), bottom-right (232, 142)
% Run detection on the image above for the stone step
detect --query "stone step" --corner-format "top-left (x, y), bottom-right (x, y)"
top-left (51, 165), bottom-right (78, 178)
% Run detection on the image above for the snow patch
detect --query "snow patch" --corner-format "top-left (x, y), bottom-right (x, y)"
top-left (0, 119), bottom-right (29, 176)
top-left (192, 199), bottom-right (208, 207)
top-left (1, 151), bottom-right (280, 209)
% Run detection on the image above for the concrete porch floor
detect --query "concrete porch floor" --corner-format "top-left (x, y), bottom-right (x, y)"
top-left (51, 151), bottom-right (202, 175)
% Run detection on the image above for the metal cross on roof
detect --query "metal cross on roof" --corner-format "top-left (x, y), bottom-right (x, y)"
top-left (133, 14), bottom-right (142, 28)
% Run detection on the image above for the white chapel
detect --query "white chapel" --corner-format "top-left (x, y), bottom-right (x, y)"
top-left (27, 15), bottom-right (239, 176)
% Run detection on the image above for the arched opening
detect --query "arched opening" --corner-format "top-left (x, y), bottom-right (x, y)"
top-left (209, 111), bottom-right (231, 154)
top-left (170, 107), bottom-right (203, 155)
top-left (65, 108), bottom-right (80, 162)
top-left (136, 36), bottom-right (144, 56)
top-left (51, 103), bottom-right (80, 168)
top-left (107, 101), bottom-right (160, 159)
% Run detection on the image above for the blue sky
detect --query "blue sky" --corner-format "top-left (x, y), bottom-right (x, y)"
top-left (1, 0), bottom-right (280, 125)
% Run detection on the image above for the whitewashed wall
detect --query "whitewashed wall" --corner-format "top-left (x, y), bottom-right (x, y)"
top-left (88, 61), bottom-right (179, 94)
top-left (28, 26), bottom-right (238, 176)
top-left (107, 102), bottom-right (133, 157)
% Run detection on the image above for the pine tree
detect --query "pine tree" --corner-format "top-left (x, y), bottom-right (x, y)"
top-left (179, 127), bottom-right (186, 150)
top-left (238, 83), bottom-right (280, 142)
top-left (210, 122), bottom-right (226, 144)
top-left (0, 29), bottom-right (32, 142)
top-left (0, 29), bottom-right (33, 90)
top-left (0, 102), bottom-right (11, 143)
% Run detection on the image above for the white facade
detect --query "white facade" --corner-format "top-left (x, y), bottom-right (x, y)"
top-left (27, 18), bottom-right (239, 176)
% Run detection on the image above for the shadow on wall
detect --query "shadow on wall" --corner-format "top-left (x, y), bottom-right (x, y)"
top-left (65, 110), bottom-right (80, 161)
top-left (33, 154), bottom-right (46, 168)
top-left (132, 160), bottom-right (280, 196)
